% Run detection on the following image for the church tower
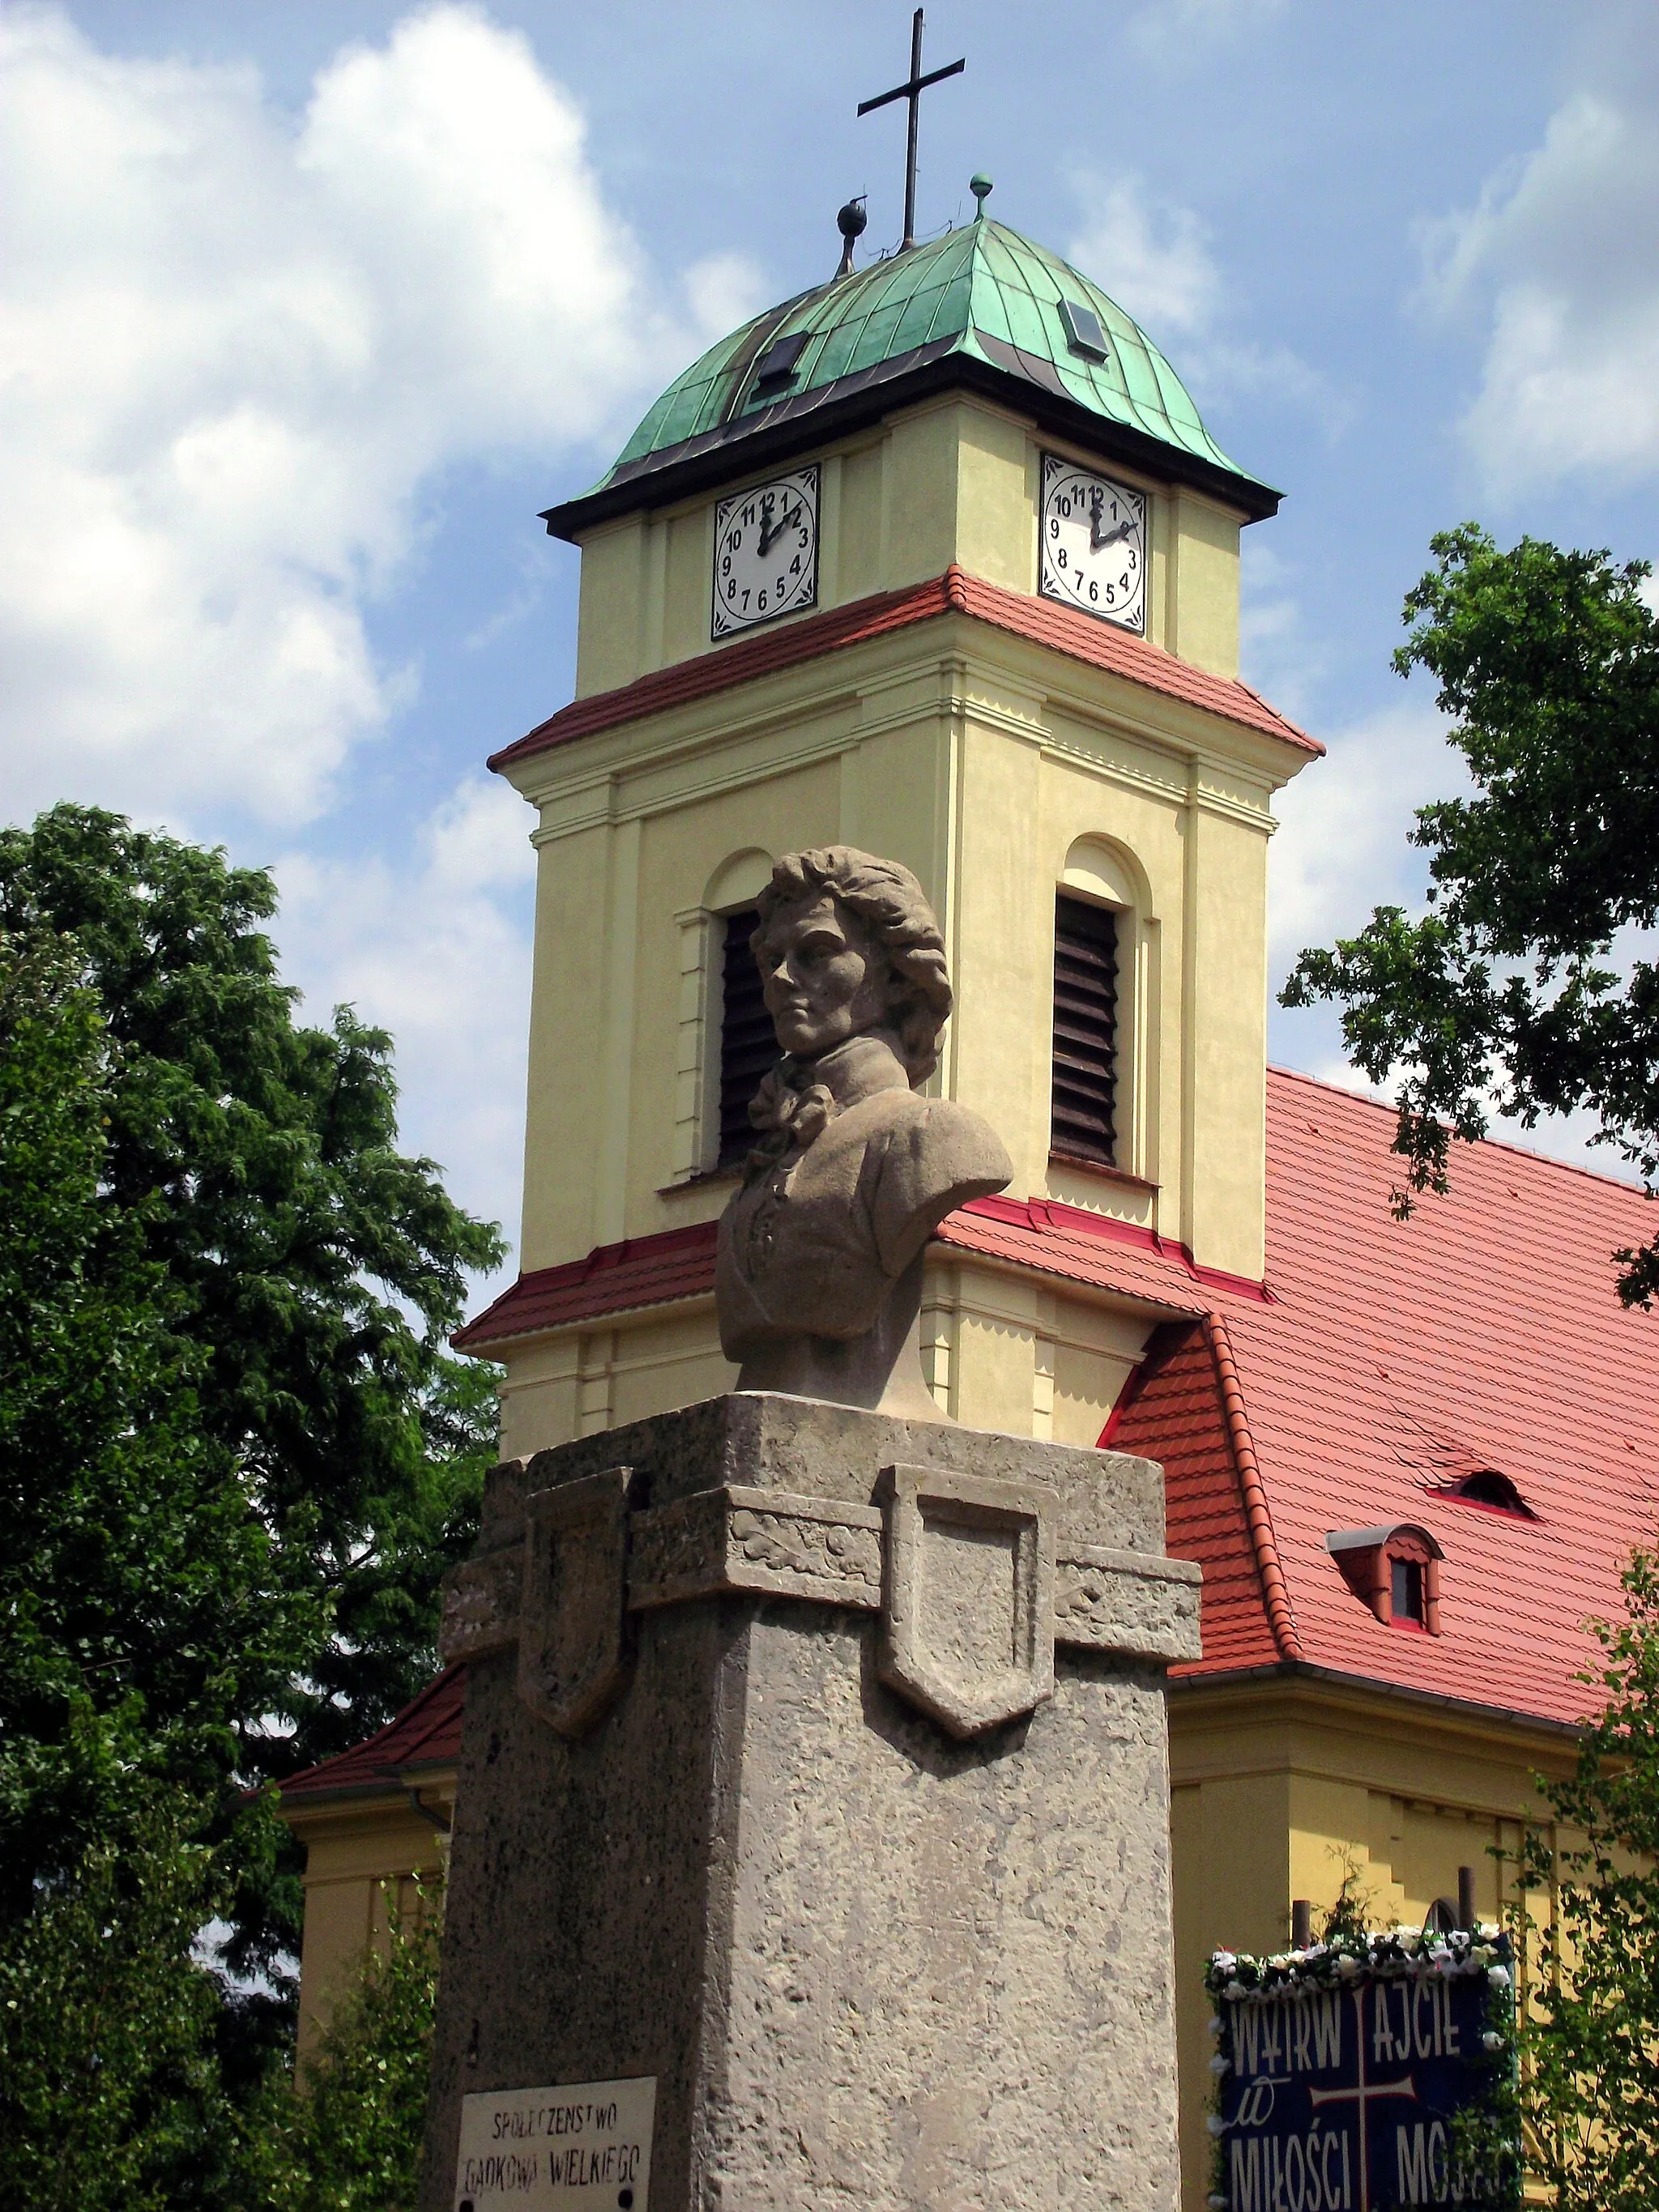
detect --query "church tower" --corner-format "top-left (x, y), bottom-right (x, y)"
top-left (458, 185), bottom-right (1320, 1458)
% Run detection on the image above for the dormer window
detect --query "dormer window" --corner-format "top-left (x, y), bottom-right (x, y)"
top-left (1326, 1524), bottom-right (1444, 1635)
top-left (1391, 1555), bottom-right (1424, 1625)
top-left (1435, 1469), bottom-right (1535, 1519)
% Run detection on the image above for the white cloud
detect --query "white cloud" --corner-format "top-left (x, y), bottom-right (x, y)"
top-left (0, 5), bottom-right (761, 829)
top-left (1127, 0), bottom-right (1288, 62)
top-left (275, 771), bottom-right (537, 1259)
top-left (1239, 539), bottom-right (1324, 727)
top-left (1067, 172), bottom-right (1339, 428)
top-left (1268, 698), bottom-right (1458, 976)
top-left (1420, 27), bottom-right (1659, 494)
top-left (1068, 179), bottom-right (1221, 340)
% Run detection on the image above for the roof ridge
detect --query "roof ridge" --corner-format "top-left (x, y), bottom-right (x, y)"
top-left (1266, 1064), bottom-right (1650, 1199)
top-left (1203, 1310), bottom-right (1304, 1662)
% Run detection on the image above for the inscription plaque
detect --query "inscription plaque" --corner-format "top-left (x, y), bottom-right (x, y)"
top-left (452, 2077), bottom-right (655, 2212)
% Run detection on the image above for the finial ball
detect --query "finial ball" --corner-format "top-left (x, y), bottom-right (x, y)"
top-left (838, 198), bottom-right (869, 240)
top-left (970, 173), bottom-right (993, 205)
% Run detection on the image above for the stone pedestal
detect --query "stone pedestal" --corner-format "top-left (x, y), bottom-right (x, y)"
top-left (420, 1392), bottom-right (1200, 2212)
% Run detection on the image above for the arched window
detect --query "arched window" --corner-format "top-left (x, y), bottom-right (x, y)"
top-left (667, 850), bottom-right (775, 1184)
top-left (1051, 893), bottom-right (1119, 1165)
top-left (715, 908), bottom-right (770, 1168)
top-left (1051, 838), bottom-right (1146, 1177)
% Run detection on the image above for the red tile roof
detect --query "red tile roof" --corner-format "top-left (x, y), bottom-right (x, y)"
top-left (281, 1667), bottom-right (466, 1801)
top-left (443, 1067), bottom-right (1659, 1733)
top-left (1106, 1319), bottom-right (1289, 1674)
top-left (1116, 1068), bottom-right (1659, 1725)
top-left (450, 1196), bottom-right (1268, 1353)
top-left (488, 566), bottom-right (1319, 775)
top-left (453, 1221), bottom-right (719, 1350)
top-left (937, 1194), bottom-right (1272, 1309)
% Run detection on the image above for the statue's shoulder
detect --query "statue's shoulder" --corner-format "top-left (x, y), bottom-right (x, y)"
top-left (912, 1093), bottom-right (1014, 1187)
top-left (841, 1088), bottom-right (1012, 1196)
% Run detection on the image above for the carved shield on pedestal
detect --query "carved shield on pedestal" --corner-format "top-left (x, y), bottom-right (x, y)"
top-left (876, 1464), bottom-right (1057, 1739)
top-left (518, 1465), bottom-right (633, 1737)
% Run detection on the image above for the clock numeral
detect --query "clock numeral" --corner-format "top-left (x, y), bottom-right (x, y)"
top-left (1088, 580), bottom-right (1098, 603)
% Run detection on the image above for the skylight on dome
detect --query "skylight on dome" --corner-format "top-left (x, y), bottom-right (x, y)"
top-left (1059, 298), bottom-right (1109, 363)
top-left (750, 330), bottom-right (811, 393)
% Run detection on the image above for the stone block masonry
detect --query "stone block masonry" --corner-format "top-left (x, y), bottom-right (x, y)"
top-left (420, 1391), bottom-right (1197, 2211)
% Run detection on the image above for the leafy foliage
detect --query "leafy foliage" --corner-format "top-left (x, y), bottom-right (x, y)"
top-left (1514, 1549), bottom-right (1659, 2209)
top-left (0, 924), bottom-right (283, 1917)
top-left (0, 1801), bottom-right (238, 2212)
top-left (0, 803), bottom-right (501, 2059)
top-left (234, 1885), bottom-right (441, 2212)
top-left (1282, 525), bottom-right (1659, 1305)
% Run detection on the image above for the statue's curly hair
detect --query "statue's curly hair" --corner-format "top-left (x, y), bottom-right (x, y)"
top-left (753, 846), bottom-right (953, 1085)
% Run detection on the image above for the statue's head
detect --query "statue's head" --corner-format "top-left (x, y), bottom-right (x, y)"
top-left (753, 846), bottom-right (952, 1085)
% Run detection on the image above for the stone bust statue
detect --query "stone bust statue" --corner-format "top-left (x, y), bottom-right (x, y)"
top-left (714, 846), bottom-right (1012, 1420)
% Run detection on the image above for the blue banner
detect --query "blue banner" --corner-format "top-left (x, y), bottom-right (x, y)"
top-left (1213, 1951), bottom-right (1512, 2211)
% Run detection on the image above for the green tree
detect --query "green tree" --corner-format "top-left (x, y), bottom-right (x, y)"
top-left (0, 803), bottom-right (502, 2046)
top-left (0, 926), bottom-right (279, 1899)
top-left (234, 1886), bottom-right (441, 2212)
top-left (0, 1800), bottom-right (237, 2212)
top-left (1282, 525), bottom-right (1659, 1306)
top-left (1513, 1549), bottom-right (1659, 2209)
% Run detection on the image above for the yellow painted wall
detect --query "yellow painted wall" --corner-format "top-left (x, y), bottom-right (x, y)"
top-left (571, 392), bottom-right (1244, 700)
top-left (502, 486), bottom-right (1301, 1455)
top-left (1168, 1680), bottom-right (1574, 2212)
top-left (287, 1786), bottom-right (454, 2060)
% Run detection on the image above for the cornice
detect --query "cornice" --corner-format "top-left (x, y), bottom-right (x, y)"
top-left (493, 569), bottom-right (1317, 791)
top-left (514, 630), bottom-right (1281, 846)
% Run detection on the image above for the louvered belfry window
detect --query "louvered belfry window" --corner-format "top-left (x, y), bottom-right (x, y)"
top-left (1050, 893), bottom-right (1118, 1165)
top-left (716, 907), bottom-right (773, 1168)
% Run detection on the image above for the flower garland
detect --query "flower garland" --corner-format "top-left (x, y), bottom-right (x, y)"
top-left (1205, 1922), bottom-right (1513, 2004)
top-left (1203, 1927), bottom-right (1520, 2210)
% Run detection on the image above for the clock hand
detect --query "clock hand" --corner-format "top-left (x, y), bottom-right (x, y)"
top-left (1091, 517), bottom-right (1134, 552)
top-left (759, 501), bottom-right (803, 559)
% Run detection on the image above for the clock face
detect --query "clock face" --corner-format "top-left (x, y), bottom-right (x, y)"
top-left (711, 466), bottom-right (819, 639)
top-left (1038, 454), bottom-right (1147, 632)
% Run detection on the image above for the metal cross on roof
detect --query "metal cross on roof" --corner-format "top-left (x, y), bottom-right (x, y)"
top-left (857, 8), bottom-right (966, 252)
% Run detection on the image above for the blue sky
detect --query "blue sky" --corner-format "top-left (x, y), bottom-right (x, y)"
top-left (6, 0), bottom-right (1657, 1298)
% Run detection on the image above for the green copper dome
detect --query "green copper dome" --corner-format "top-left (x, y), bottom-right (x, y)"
top-left (544, 217), bottom-right (1278, 537)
